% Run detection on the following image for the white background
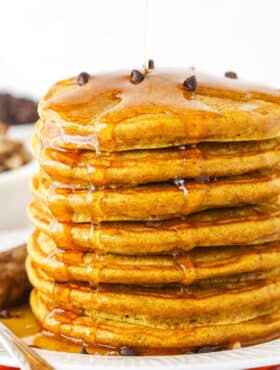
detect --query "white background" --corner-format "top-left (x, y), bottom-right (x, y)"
top-left (0, 0), bottom-right (279, 99)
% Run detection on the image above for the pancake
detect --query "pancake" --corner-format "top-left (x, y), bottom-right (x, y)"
top-left (28, 69), bottom-right (280, 353)
top-left (27, 258), bottom-right (280, 328)
top-left (38, 69), bottom-right (280, 152)
top-left (28, 231), bottom-right (280, 286)
top-left (33, 135), bottom-right (280, 187)
top-left (31, 289), bottom-right (280, 350)
top-left (32, 170), bottom-right (280, 222)
top-left (28, 199), bottom-right (280, 254)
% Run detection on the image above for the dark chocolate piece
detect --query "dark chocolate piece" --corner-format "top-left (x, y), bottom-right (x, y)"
top-left (148, 59), bottom-right (155, 69)
top-left (80, 346), bottom-right (89, 354)
top-left (183, 75), bottom-right (197, 92)
top-left (120, 345), bottom-right (136, 356)
top-left (225, 71), bottom-right (238, 79)
top-left (77, 72), bottom-right (90, 86)
top-left (130, 70), bottom-right (145, 84)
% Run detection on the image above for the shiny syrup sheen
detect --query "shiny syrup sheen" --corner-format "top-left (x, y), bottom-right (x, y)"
top-left (27, 70), bottom-right (280, 355)
top-left (38, 68), bottom-right (280, 153)
top-left (3, 304), bottom-right (280, 356)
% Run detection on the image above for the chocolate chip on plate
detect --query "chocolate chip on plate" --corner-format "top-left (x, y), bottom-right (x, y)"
top-left (196, 345), bottom-right (222, 353)
top-left (120, 345), bottom-right (136, 356)
top-left (77, 72), bottom-right (90, 86)
top-left (130, 70), bottom-right (145, 84)
top-left (183, 75), bottom-right (197, 92)
top-left (80, 346), bottom-right (89, 354)
top-left (224, 71), bottom-right (238, 79)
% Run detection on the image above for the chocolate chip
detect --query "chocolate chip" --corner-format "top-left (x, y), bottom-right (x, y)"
top-left (183, 75), bottom-right (197, 92)
top-left (196, 345), bottom-right (221, 353)
top-left (120, 345), bottom-right (136, 356)
top-left (224, 71), bottom-right (238, 79)
top-left (80, 346), bottom-right (89, 354)
top-left (148, 59), bottom-right (155, 69)
top-left (77, 72), bottom-right (90, 86)
top-left (0, 310), bottom-right (11, 319)
top-left (130, 70), bottom-right (145, 84)
top-left (194, 176), bottom-right (210, 184)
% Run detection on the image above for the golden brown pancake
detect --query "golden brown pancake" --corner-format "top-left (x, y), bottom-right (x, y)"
top-left (31, 289), bottom-right (280, 350)
top-left (38, 69), bottom-right (280, 152)
top-left (27, 258), bottom-right (280, 328)
top-left (28, 69), bottom-right (280, 352)
top-left (32, 170), bottom-right (280, 222)
top-left (33, 135), bottom-right (280, 187)
top-left (28, 231), bottom-right (280, 286)
top-left (28, 199), bottom-right (280, 254)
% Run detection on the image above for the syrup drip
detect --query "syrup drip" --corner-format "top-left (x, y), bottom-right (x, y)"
top-left (144, 0), bottom-right (151, 72)
top-left (39, 68), bottom-right (280, 154)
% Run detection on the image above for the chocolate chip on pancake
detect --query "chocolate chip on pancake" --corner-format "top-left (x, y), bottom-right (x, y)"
top-left (148, 59), bottom-right (155, 69)
top-left (77, 72), bottom-right (90, 86)
top-left (130, 69), bottom-right (145, 84)
top-left (194, 176), bottom-right (210, 183)
top-left (183, 75), bottom-right (197, 92)
top-left (225, 71), bottom-right (238, 79)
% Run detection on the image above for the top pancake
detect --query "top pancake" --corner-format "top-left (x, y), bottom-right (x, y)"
top-left (38, 69), bottom-right (280, 152)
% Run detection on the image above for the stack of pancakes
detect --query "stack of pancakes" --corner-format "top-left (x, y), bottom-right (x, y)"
top-left (27, 68), bottom-right (280, 353)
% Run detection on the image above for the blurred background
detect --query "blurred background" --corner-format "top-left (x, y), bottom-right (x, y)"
top-left (0, 0), bottom-right (279, 99)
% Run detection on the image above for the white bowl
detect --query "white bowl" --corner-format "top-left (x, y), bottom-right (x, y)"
top-left (0, 124), bottom-right (37, 252)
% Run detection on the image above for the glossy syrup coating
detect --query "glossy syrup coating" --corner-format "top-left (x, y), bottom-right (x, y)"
top-left (28, 231), bottom-right (280, 287)
top-left (32, 134), bottom-right (280, 188)
top-left (38, 69), bottom-right (280, 152)
top-left (31, 169), bottom-right (280, 223)
top-left (26, 69), bottom-right (280, 353)
top-left (28, 197), bottom-right (280, 255)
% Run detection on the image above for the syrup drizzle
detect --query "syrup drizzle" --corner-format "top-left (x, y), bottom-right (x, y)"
top-left (38, 68), bottom-right (280, 155)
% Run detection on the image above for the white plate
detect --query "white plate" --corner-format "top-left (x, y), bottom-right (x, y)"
top-left (0, 124), bottom-right (36, 252)
top-left (1, 339), bottom-right (280, 370)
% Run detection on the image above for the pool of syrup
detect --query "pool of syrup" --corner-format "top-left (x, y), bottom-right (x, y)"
top-left (3, 302), bottom-right (280, 357)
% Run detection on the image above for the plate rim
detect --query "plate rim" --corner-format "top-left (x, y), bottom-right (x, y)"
top-left (1, 338), bottom-right (280, 370)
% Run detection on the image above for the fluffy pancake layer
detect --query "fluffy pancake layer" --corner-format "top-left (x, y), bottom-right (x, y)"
top-left (29, 69), bottom-right (280, 351)
top-left (31, 289), bottom-right (280, 350)
top-left (38, 69), bottom-right (280, 152)
top-left (30, 274), bottom-right (280, 349)
top-left (28, 231), bottom-right (280, 286)
top-left (28, 199), bottom-right (280, 254)
top-left (32, 170), bottom-right (280, 223)
top-left (33, 136), bottom-right (280, 187)
top-left (27, 259), bottom-right (280, 328)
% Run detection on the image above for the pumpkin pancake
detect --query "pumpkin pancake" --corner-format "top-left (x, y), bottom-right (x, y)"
top-left (33, 135), bottom-right (280, 187)
top-left (27, 258), bottom-right (280, 328)
top-left (28, 69), bottom-right (280, 353)
top-left (28, 199), bottom-right (280, 254)
top-left (30, 289), bottom-right (280, 350)
top-left (32, 170), bottom-right (280, 222)
top-left (28, 231), bottom-right (280, 286)
top-left (38, 69), bottom-right (280, 152)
